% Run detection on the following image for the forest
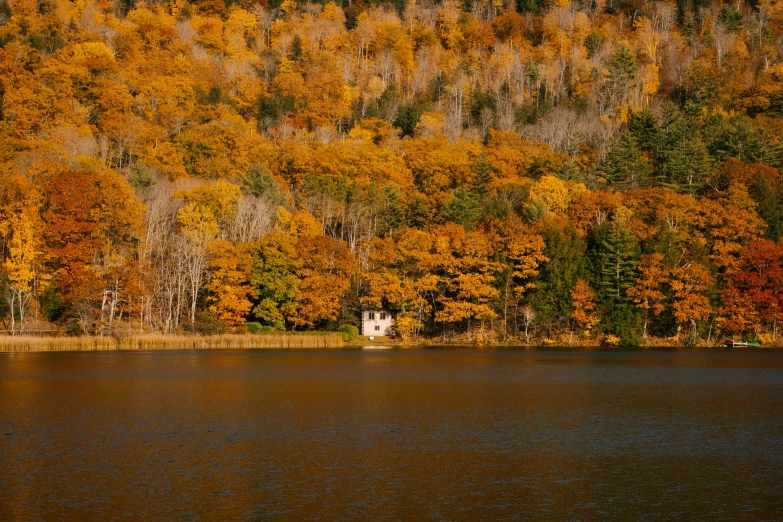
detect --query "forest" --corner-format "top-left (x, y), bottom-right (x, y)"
top-left (0, 0), bottom-right (782, 345)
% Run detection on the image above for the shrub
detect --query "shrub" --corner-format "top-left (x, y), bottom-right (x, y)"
top-left (66, 322), bottom-right (83, 337)
top-left (338, 324), bottom-right (359, 341)
top-left (246, 322), bottom-right (263, 334)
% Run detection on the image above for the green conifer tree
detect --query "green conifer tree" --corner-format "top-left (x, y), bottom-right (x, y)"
top-left (590, 222), bottom-right (641, 343)
top-left (471, 155), bottom-right (494, 198)
top-left (598, 132), bottom-right (653, 190)
top-left (527, 224), bottom-right (587, 332)
top-left (384, 187), bottom-right (407, 232)
top-left (628, 107), bottom-right (661, 155)
top-left (407, 195), bottom-right (430, 228)
top-left (661, 136), bottom-right (714, 196)
top-left (443, 187), bottom-right (482, 229)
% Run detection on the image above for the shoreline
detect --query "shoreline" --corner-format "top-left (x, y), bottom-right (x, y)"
top-left (0, 333), bottom-right (345, 353)
top-left (1, 334), bottom-right (780, 353)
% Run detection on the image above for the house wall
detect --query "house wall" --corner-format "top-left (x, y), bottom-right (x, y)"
top-left (361, 310), bottom-right (394, 336)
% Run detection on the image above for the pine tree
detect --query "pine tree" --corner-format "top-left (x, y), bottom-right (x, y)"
top-left (384, 187), bottom-right (407, 233)
top-left (598, 132), bottom-right (653, 190)
top-left (407, 195), bottom-right (430, 228)
top-left (661, 136), bottom-right (714, 196)
top-left (657, 103), bottom-right (689, 163)
top-left (471, 155), bottom-right (494, 198)
top-left (527, 224), bottom-right (587, 331)
top-left (608, 45), bottom-right (636, 86)
top-left (754, 174), bottom-right (783, 241)
top-left (584, 32), bottom-right (601, 59)
top-left (443, 187), bottom-right (482, 229)
top-left (243, 166), bottom-right (288, 207)
top-left (591, 222), bottom-right (641, 343)
top-left (627, 107), bottom-right (661, 155)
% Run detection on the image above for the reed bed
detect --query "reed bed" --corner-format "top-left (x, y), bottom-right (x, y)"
top-left (0, 333), bottom-right (345, 352)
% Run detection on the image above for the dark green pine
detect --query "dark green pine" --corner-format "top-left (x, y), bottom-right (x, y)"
top-left (598, 132), bottom-right (653, 191)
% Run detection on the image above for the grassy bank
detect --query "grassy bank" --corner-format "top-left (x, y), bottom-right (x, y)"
top-left (0, 333), bottom-right (345, 352)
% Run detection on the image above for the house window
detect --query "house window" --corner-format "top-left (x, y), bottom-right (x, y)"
top-left (380, 313), bottom-right (387, 320)
top-left (375, 325), bottom-right (380, 331)
top-left (368, 312), bottom-right (375, 320)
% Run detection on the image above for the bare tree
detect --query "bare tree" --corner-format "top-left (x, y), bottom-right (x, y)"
top-left (521, 305), bottom-right (536, 344)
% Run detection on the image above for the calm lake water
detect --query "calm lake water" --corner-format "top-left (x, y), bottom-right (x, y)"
top-left (1, 349), bottom-right (782, 521)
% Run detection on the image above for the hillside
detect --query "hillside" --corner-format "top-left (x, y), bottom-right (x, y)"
top-left (0, 0), bottom-right (782, 344)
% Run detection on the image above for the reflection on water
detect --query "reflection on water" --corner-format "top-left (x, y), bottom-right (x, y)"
top-left (1, 349), bottom-right (782, 520)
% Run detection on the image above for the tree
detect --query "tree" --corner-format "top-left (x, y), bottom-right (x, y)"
top-left (174, 180), bottom-right (243, 325)
top-left (433, 224), bottom-right (502, 338)
top-left (627, 253), bottom-right (669, 338)
top-left (520, 305), bottom-right (536, 344)
top-left (660, 137), bottom-right (714, 196)
top-left (205, 240), bottom-right (255, 327)
top-left (718, 285), bottom-right (760, 337)
top-left (670, 263), bottom-right (714, 344)
top-left (2, 212), bottom-right (44, 335)
top-left (571, 279), bottom-right (599, 338)
top-left (598, 132), bottom-right (653, 190)
top-left (604, 45), bottom-right (637, 107)
top-left (627, 107), bottom-right (661, 154)
top-left (288, 233), bottom-right (356, 329)
top-left (726, 240), bottom-right (783, 339)
top-left (443, 187), bottom-right (482, 229)
top-left (43, 168), bottom-right (144, 333)
top-left (492, 216), bottom-right (548, 339)
top-left (591, 218), bottom-right (641, 343)
top-left (251, 229), bottom-right (301, 330)
top-left (528, 219), bottom-right (587, 333)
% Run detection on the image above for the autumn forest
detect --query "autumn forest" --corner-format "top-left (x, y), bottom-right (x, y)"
top-left (1, 0), bottom-right (783, 345)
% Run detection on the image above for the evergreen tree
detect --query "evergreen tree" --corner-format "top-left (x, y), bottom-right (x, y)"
top-left (719, 5), bottom-right (744, 33)
top-left (656, 103), bottom-right (689, 162)
top-left (443, 187), bottom-right (482, 229)
top-left (703, 115), bottom-right (767, 164)
top-left (384, 187), bottom-right (407, 232)
top-left (754, 174), bottom-right (783, 241)
top-left (682, 15), bottom-right (695, 45)
top-left (598, 132), bottom-right (653, 190)
top-left (407, 195), bottom-right (430, 228)
top-left (584, 32), bottom-right (601, 59)
top-left (244, 166), bottom-right (288, 207)
top-left (394, 106), bottom-right (421, 138)
top-left (471, 155), bottom-right (494, 198)
top-left (660, 136), bottom-right (714, 196)
top-left (607, 45), bottom-right (636, 88)
top-left (290, 34), bottom-right (303, 61)
top-left (527, 223), bottom-right (587, 332)
top-left (627, 107), bottom-right (661, 155)
top-left (590, 222), bottom-right (641, 343)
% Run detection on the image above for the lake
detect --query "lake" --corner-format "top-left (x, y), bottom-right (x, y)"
top-left (1, 348), bottom-right (782, 520)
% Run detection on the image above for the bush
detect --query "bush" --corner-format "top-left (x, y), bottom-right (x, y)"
top-left (190, 310), bottom-right (225, 335)
top-left (246, 322), bottom-right (263, 334)
top-left (66, 322), bottom-right (83, 337)
top-left (338, 324), bottom-right (359, 341)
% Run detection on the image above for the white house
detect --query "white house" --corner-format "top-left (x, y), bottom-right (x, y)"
top-left (361, 310), bottom-right (394, 336)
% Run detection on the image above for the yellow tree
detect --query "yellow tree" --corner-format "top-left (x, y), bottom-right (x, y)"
top-left (433, 224), bottom-right (502, 338)
top-left (174, 180), bottom-right (242, 325)
top-left (571, 279), bottom-right (599, 338)
top-left (491, 217), bottom-right (548, 339)
top-left (627, 253), bottom-right (669, 338)
top-left (289, 233), bottom-right (356, 329)
top-left (205, 240), bottom-right (255, 327)
top-left (2, 212), bottom-right (44, 335)
top-left (670, 262), bottom-right (714, 344)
